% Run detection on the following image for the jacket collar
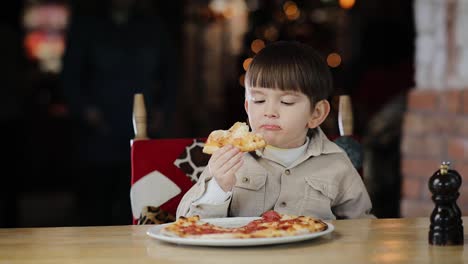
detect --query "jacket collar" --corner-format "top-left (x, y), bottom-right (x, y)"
top-left (306, 127), bottom-right (344, 157)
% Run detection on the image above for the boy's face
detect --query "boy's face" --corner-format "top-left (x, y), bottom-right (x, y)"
top-left (245, 87), bottom-right (327, 148)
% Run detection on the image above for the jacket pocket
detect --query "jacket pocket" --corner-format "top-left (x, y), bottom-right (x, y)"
top-left (230, 173), bottom-right (267, 216)
top-left (300, 177), bottom-right (338, 219)
top-left (304, 177), bottom-right (338, 200)
top-left (234, 172), bottom-right (267, 191)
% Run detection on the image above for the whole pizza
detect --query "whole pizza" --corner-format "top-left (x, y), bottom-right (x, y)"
top-left (160, 210), bottom-right (328, 239)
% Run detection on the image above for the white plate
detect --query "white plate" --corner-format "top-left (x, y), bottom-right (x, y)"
top-left (146, 217), bottom-right (334, 247)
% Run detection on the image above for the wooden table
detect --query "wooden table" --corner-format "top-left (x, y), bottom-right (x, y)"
top-left (0, 217), bottom-right (466, 264)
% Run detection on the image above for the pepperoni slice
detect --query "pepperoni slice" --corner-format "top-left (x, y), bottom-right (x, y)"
top-left (261, 210), bottom-right (281, 221)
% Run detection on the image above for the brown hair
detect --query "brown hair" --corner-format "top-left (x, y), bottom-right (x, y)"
top-left (245, 41), bottom-right (333, 106)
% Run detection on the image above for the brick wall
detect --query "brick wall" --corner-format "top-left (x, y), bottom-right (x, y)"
top-left (400, 89), bottom-right (468, 217)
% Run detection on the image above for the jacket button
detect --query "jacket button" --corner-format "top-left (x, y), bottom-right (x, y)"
top-left (279, 202), bottom-right (287, 208)
top-left (242, 177), bottom-right (250, 183)
top-left (285, 169), bottom-right (291, 175)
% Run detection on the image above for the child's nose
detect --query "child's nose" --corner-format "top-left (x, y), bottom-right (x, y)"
top-left (264, 113), bottom-right (278, 118)
top-left (264, 104), bottom-right (279, 118)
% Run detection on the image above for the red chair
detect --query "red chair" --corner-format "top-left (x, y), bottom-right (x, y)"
top-left (130, 94), bottom-right (209, 224)
top-left (131, 138), bottom-right (208, 224)
top-left (130, 94), bottom-right (361, 224)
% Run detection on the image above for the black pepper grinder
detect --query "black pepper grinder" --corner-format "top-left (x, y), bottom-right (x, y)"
top-left (428, 161), bottom-right (464, 245)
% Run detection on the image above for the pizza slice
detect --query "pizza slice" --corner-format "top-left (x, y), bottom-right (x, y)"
top-left (202, 122), bottom-right (266, 154)
top-left (160, 210), bottom-right (328, 239)
top-left (242, 211), bottom-right (328, 238)
top-left (159, 215), bottom-right (232, 238)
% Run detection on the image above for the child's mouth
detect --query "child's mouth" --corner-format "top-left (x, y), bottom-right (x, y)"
top-left (260, 125), bottom-right (281, 131)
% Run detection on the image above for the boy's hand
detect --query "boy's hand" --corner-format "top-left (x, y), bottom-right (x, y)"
top-left (208, 145), bottom-right (244, 192)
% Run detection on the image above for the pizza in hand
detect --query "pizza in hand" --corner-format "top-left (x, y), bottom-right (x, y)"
top-left (202, 122), bottom-right (266, 154)
top-left (160, 210), bottom-right (328, 239)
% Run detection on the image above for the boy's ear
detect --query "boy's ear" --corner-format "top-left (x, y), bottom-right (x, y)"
top-left (244, 99), bottom-right (249, 113)
top-left (307, 99), bottom-right (330, 129)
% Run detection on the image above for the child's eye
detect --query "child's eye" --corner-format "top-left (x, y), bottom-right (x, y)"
top-left (281, 101), bottom-right (295, 105)
top-left (253, 100), bottom-right (265, 104)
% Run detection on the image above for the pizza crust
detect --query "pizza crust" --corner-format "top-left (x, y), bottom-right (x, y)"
top-left (202, 122), bottom-right (266, 154)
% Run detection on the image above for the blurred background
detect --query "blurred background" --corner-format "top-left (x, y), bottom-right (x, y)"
top-left (0, 0), bottom-right (422, 227)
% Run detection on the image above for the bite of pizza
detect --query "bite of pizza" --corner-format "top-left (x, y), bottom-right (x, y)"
top-left (202, 122), bottom-right (266, 154)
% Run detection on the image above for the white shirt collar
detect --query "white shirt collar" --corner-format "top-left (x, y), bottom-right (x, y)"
top-left (262, 137), bottom-right (310, 167)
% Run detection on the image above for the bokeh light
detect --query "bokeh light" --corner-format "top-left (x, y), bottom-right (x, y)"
top-left (243, 58), bottom-right (253, 71)
top-left (283, 1), bottom-right (300, 20)
top-left (339, 0), bottom-right (356, 9)
top-left (264, 26), bottom-right (279, 41)
top-left (327, 53), bottom-right (342, 68)
top-left (239, 74), bottom-right (245, 87)
top-left (251, 39), bottom-right (265, 54)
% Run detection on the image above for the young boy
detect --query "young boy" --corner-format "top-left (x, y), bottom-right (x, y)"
top-left (177, 41), bottom-right (374, 220)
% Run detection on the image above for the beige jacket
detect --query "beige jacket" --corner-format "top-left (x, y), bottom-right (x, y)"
top-left (177, 129), bottom-right (374, 220)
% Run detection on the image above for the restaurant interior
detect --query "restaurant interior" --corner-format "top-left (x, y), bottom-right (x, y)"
top-left (1, 0), bottom-right (466, 231)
